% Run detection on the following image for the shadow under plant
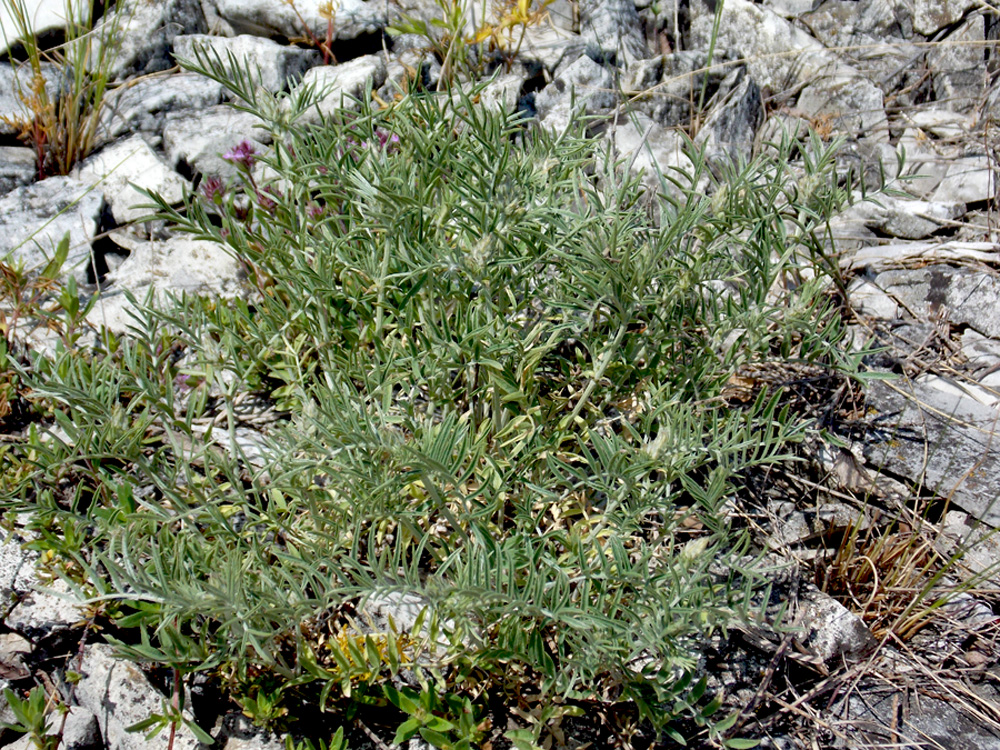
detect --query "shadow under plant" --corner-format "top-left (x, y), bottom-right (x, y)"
top-left (0, 41), bottom-right (885, 749)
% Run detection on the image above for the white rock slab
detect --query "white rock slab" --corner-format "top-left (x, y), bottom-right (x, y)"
top-left (287, 54), bottom-right (387, 123)
top-left (848, 278), bottom-right (901, 319)
top-left (174, 34), bottom-right (321, 94)
top-left (5, 578), bottom-right (82, 640)
top-left (841, 240), bottom-right (999, 272)
top-left (0, 62), bottom-right (66, 136)
top-left (795, 587), bottom-right (875, 664)
top-left (88, 234), bottom-right (244, 333)
top-left (76, 645), bottom-right (203, 750)
top-left (213, 0), bottom-right (386, 42)
top-left (689, 0), bottom-right (887, 139)
top-left (470, 72), bottom-right (525, 115)
top-left (162, 106), bottom-right (270, 179)
top-left (98, 72), bottom-right (225, 145)
top-left (535, 54), bottom-right (616, 134)
top-left (74, 136), bottom-right (188, 225)
top-left (900, 108), bottom-right (976, 140)
top-left (516, 20), bottom-right (579, 73)
top-left (961, 329), bottom-right (1000, 376)
top-left (2, 706), bottom-right (101, 750)
top-left (797, 68), bottom-right (888, 141)
top-left (0, 530), bottom-right (38, 605)
top-left (939, 511), bottom-right (1000, 585)
top-left (0, 146), bottom-right (36, 195)
top-left (873, 265), bottom-right (1000, 338)
top-left (90, 0), bottom-right (208, 80)
top-left (912, 0), bottom-right (981, 35)
top-left (218, 715), bottom-right (285, 750)
top-left (0, 0), bottom-right (86, 57)
top-left (838, 195), bottom-right (965, 240)
top-left (611, 112), bottom-right (696, 194)
top-left (932, 155), bottom-right (996, 205)
top-left (0, 176), bottom-right (104, 284)
top-left (864, 375), bottom-right (1000, 525)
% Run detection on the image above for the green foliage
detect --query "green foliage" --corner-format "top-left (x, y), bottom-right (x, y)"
top-left (2, 687), bottom-right (60, 750)
top-left (0, 232), bottom-right (98, 430)
top-left (384, 683), bottom-right (485, 750)
top-left (285, 728), bottom-right (348, 750)
top-left (0, 58), bottom-right (887, 745)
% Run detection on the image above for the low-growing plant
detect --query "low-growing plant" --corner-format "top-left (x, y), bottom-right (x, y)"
top-left (0, 0), bottom-right (126, 177)
top-left (1, 686), bottom-right (61, 750)
top-left (384, 682), bottom-right (485, 750)
top-left (0, 50), bottom-right (896, 745)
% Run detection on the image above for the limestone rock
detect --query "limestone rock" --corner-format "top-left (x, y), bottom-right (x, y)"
top-left (579, 0), bottom-right (648, 64)
top-left (873, 265), bottom-right (1000, 337)
top-left (470, 72), bottom-right (525, 115)
top-left (961, 329), bottom-right (1000, 378)
top-left (0, 176), bottom-right (104, 284)
top-left (834, 670), bottom-right (1000, 748)
top-left (93, 0), bottom-right (208, 81)
top-left (74, 135), bottom-right (188, 225)
top-left (174, 34), bottom-right (322, 94)
top-left (695, 67), bottom-right (763, 166)
top-left (902, 108), bottom-right (977, 140)
top-left (764, 0), bottom-right (818, 17)
top-left (911, 0), bottom-right (981, 36)
top-left (848, 278), bottom-right (901, 319)
top-left (287, 54), bottom-right (387, 123)
top-left (928, 14), bottom-right (988, 113)
top-left (932, 155), bottom-right (997, 205)
top-left (864, 375), bottom-right (1000, 525)
top-left (0, 62), bottom-right (67, 137)
top-left (796, 69), bottom-right (887, 141)
top-left (535, 55), bottom-right (616, 133)
top-left (88, 233), bottom-right (243, 333)
top-left (516, 21), bottom-right (580, 74)
top-left (689, 0), bottom-right (840, 91)
top-left (940, 511), bottom-right (1000, 584)
top-left (76, 644), bottom-right (204, 750)
top-left (162, 106), bottom-right (270, 179)
top-left (794, 587), bottom-right (876, 664)
top-left (100, 72), bottom-right (226, 144)
top-left (5, 578), bottom-right (82, 641)
top-left (610, 113), bottom-right (695, 195)
top-left (689, 0), bottom-right (887, 140)
top-left (843, 240), bottom-right (999, 273)
top-left (0, 633), bottom-right (31, 683)
top-left (211, 0), bottom-right (387, 43)
top-left (0, 147), bottom-right (37, 195)
top-left (0, 531), bottom-right (38, 610)
top-left (0, 0), bottom-right (88, 57)
top-left (0, 705), bottom-right (99, 750)
top-left (60, 708), bottom-right (103, 750)
top-left (838, 195), bottom-right (966, 239)
top-left (217, 714), bottom-right (285, 750)
top-left (622, 51), bottom-right (737, 128)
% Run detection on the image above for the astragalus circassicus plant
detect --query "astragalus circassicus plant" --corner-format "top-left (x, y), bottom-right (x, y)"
top-left (2, 50), bottom-right (890, 748)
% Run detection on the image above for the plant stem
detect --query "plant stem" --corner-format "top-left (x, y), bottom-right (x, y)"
top-left (564, 319), bottom-right (629, 426)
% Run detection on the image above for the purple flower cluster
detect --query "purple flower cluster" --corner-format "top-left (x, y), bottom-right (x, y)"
top-left (256, 186), bottom-right (283, 212)
top-left (200, 176), bottom-right (226, 206)
top-left (361, 128), bottom-right (400, 153)
top-left (222, 140), bottom-right (257, 170)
